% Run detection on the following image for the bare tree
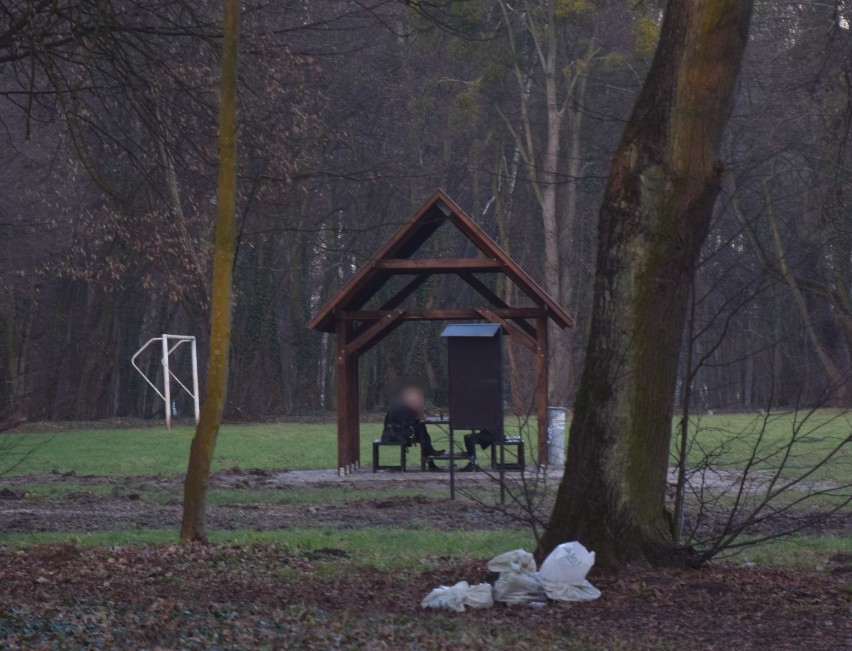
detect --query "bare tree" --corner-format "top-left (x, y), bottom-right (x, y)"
top-left (539, 0), bottom-right (754, 569)
top-left (180, 0), bottom-right (239, 543)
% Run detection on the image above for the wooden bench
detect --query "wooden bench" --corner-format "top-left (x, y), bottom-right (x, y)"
top-left (491, 436), bottom-right (524, 471)
top-left (421, 435), bottom-right (525, 472)
top-left (372, 440), bottom-right (407, 472)
top-left (420, 450), bottom-right (472, 471)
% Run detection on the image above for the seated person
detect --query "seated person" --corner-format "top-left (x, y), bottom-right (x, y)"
top-left (382, 385), bottom-right (445, 471)
top-left (460, 429), bottom-right (505, 471)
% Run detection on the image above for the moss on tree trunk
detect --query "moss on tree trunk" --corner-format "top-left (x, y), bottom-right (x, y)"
top-left (538, 0), bottom-right (754, 570)
top-left (180, 0), bottom-right (240, 543)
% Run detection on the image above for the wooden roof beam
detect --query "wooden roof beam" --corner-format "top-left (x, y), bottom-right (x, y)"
top-left (349, 274), bottom-right (428, 341)
top-left (307, 190), bottom-right (575, 332)
top-left (342, 308), bottom-right (546, 321)
top-left (343, 310), bottom-right (405, 356)
top-left (459, 271), bottom-right (507, 306)
top-left (446, 206), bottom-right (574, 328)
top-left (459, 272), bottom-right (537, 339)
top-left (476, 309), bottom-right (536, 351)
top-left (373, 258), bottom-right (503, 273)
top-left (380, 273), bottom-right (430, 310)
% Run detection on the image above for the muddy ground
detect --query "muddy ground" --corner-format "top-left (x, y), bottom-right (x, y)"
top-left (0, 469), bottom-right (523, 533)
top-left (1, 467), bottom-right (850, 540)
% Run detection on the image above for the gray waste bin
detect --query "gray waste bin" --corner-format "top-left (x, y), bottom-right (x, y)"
top-left (547, 407), bottom-right (567, 467)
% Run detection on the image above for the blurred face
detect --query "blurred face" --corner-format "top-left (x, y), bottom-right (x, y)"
top-left (400, 386), bottom-right (425, 413)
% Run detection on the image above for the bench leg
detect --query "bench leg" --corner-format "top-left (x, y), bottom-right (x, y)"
top-left (491, 442), bottom-right (524, 471)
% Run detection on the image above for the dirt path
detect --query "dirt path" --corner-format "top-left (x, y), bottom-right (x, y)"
top-left (3, 466), bottom-right (537, 489)
top-left (0, 494), bottom-right (522, 534)
top-left (0, 469), bottom-right (529, 533)
top-left (1, 466), bottom-right (850, 538)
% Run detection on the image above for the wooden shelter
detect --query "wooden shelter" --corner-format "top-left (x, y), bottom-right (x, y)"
top-left (307, 189), bottom-right (574, 473)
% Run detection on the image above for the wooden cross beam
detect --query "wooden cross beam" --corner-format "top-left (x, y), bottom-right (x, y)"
top-left (476, 309), bottom-right (537, 351)
top-left (341, 308), bottom-right (546, 321)
top-left (459, 272), bottom-right (538, 339)
top-left (458, 271), bottom-right (507, 306)
top-left (343, 310), bottom-right (405, 356)
top-left (373, 258), bottom-right (503, 273)
top-left (380, 273), bottom-right (430, 310)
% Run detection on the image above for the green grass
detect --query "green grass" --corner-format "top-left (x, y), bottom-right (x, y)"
top-left (0, 527), bottom-right (535, 570)
top-left (678, 410), bottom-right (852, 482)
top-left (9, 482), bottom-right (439, 506)
top-left (727, 534), bottom-right (852, 569)
top-left (204, 486), bottom-right (436, 506)
top-left (1, 527), bottom-right (847, 572)
top-left (1, 422), bottom-right (384, 476)
top-left (2, 410), bottom-right (848, 481)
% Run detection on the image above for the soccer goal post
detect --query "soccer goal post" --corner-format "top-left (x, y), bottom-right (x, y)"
top-left (131, 334), bottom-right (200, 429)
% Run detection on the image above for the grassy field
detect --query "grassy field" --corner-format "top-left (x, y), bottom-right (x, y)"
top-left (0, 527), bottom-right (536, 570)
top-left (1, 410), bottom-right (849, 479)
top-left (0, 412), bottom-right (847, 575)
top-left (681, 409), bottom-right (851, 482)
top-left (0, 412), bottom-right (848, 651)
top-left (0, 527), bottom-right (848, 570)
top-left (9, 482), bottom-right (441, 505)
top-left (2, 422), bottom-right (385, 476)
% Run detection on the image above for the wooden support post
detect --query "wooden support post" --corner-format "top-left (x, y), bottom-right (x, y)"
top-left (336, 320), bottom-right (360, 473)
top-left (536, 316), bottom-right (549, 466)
top-left (348, 353), bottom-right (360, 469)
top-left (335, 320), bottom-right (348, 473)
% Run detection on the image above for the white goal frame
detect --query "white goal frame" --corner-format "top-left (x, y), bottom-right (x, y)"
top-left (131, 334), bottom-right (200, 429)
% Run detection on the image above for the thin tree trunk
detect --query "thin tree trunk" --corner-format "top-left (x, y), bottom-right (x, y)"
top-left (494, 156), bottom-right (524, 414)
top-left (542, 65), bottom-right (562, 309)
top-left (766, 190), bottom-right (848, 404)
top-left (538, 0), bottom-right (753, 570)
top-left (180, 0), bottom-right (240, 543)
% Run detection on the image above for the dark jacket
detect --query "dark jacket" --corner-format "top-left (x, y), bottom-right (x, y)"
top-left (381, 401), bottom-right (420, 446)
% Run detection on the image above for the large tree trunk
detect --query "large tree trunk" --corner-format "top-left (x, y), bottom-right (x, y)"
top-left (180, 0), bottom-right (240, 543)
top-left (538, 0), bottom-right (753, 570)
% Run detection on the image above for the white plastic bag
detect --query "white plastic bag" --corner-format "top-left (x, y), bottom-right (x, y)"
top-left (493, 571), bottom-right (547, 604)
top-left (539, 541), bottom-right (601, 602)
top-left (488, 549), bottom-right (546, 603)
top-left (541, 579), bottom-right (601, 602)
top-left (421, 542), bottom-right (601, 611)
top-left (421, 581), bottom-right (494, 611)
top-left (464, 582), bottom-right (495, 609)
top-left (486, 549), bottom-right (537, 574)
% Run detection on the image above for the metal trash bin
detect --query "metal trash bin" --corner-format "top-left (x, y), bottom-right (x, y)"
top-left (547, 407), bottom-right (567, 467)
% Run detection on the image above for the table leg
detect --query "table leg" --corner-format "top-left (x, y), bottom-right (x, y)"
top-left (449, 426), bottom-right (455, 500)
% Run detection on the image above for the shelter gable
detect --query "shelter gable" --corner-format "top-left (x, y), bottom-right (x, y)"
top-left (307, 190), bottom-right (574, 333)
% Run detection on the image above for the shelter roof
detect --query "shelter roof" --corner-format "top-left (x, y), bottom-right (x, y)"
top-left (307, 189), bottom-right (574, 333)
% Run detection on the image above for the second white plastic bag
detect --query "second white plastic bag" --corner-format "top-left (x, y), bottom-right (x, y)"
top-left (487, 548), bottom-right (546, 603)
top-left (493, 570), bottom-right (546, 604)
top-left (539, 541), bottom-right (601, 602)
top-left (421, 581), bottom-right (494, 611)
